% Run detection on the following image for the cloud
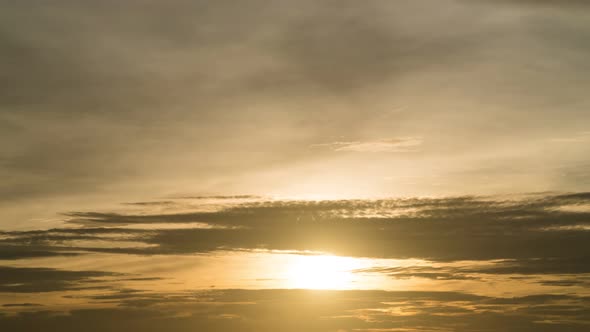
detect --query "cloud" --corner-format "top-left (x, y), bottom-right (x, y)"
top-left (0, 289), bottom-right (589, 332)
top-left (0, 266), bottom-right (119, 293)
top-left (1, 1), bottom-right (590, 329)
top-left (2, 192), bottom-right (590, 264)
top-left (2, 193), bottom-right (590, 330)
top-left (483, 0), bottom-right (590, 8)
top-left (0, 245), bottom-right (81, 260)
top-left (548, 131), bottom-right (590, 143)
top-left (0, 0), bottom-right (488, 203)
top-left (4, 0), bottom-right (590, 207)
top-left (355, 257), bottom-right (590, 284)
top-left (312, 137), bottom-right (423, 153)
top-left (2, 303), bottom-right (43, 308)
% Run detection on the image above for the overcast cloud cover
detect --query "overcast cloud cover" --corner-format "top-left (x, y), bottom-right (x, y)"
top-left (2, 1), bottom-right (590, 331)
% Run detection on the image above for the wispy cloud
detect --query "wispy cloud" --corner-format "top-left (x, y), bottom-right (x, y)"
top-left (548, 131), bottom-right (590, 143)
top-left (312, 137), bottom-right (423, 153)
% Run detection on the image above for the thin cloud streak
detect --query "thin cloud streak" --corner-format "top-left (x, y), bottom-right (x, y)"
top-left (311, 137), bottom-right (423, 153)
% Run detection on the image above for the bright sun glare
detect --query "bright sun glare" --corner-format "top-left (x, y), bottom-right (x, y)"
top-left (285, 255), bottom-right (364, 290)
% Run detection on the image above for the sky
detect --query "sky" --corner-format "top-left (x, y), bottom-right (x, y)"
top-left (1, 1), bottom-right (590, 331)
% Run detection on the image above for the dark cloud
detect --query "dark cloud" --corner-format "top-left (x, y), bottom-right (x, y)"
top-left (1, 0), bottom-right (589, 328)
top-left (0, 245), bottom-right (80, 260)
top-left (355, 265), bottom-right (480, 281)
top-left (355, 257), bottom-right (590, 284)
top-left (539, 279), bottom-right (590, 287)
top-left (37, 193), bottom-right (588, 262)
top-left (0, 194), bottom-right (588, 264)
top-left (2, 303), bottom-right (43, 308)
top-left (170, 195), bottom-right (264, 200)
top-left (0, 266), bottom-right (119, 293)
top-left (0, 0), bottom-right (493, 112)
top-left (0, 289), bottom-right (588, 332)
top-left (1, 192), bottom-right (589, 309)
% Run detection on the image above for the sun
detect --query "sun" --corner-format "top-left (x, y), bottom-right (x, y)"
top-left (285, 255), bottom-right (363, 290)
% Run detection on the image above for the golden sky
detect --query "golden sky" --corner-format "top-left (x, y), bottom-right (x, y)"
top-left (1, 1), bottom-right (590, 331)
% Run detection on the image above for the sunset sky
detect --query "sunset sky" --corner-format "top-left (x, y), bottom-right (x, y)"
top-left (1, 1), bottom-right (590, 331)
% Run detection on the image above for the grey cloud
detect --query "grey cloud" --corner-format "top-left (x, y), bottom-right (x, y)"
top-left (354, 266), bottom-right (480, 281)
top-left (0, 266), bottom-right (119, 293)
top-left (1, 0), bottom-right (487, 113)
top-left (0, 289), bottom-right (588, 332)
top-left (539, 279), bottom-right (590, 287)
top-left (484, 0), bottom-right (590, 8)
top-left (0, 245), bottom-right (81, 260)
top-left (170, 195), bottom-right (264, 200)
top-left (3, 193), bottom-right (590, 263)
top-left (4, 0), bottom-right (590, 204)
top-left (355, 257), bottom-right (590, 284)
top-left (2, 303), bottom-right (43, 308)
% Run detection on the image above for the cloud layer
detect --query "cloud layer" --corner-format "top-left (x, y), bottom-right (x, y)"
top-left (2, 193), bottom-right (590, 330)
top-left (2, 193), bottom-right (590, 261)
top-left (1, 289), bottom-right (589, 332)
top-left (2, 1), bottom-right (590, 330)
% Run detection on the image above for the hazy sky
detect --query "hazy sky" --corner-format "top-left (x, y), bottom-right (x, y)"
top-left (2, 0), bottom-right (590, 208)
top-left (1, 1), bottom-right (590, 331)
